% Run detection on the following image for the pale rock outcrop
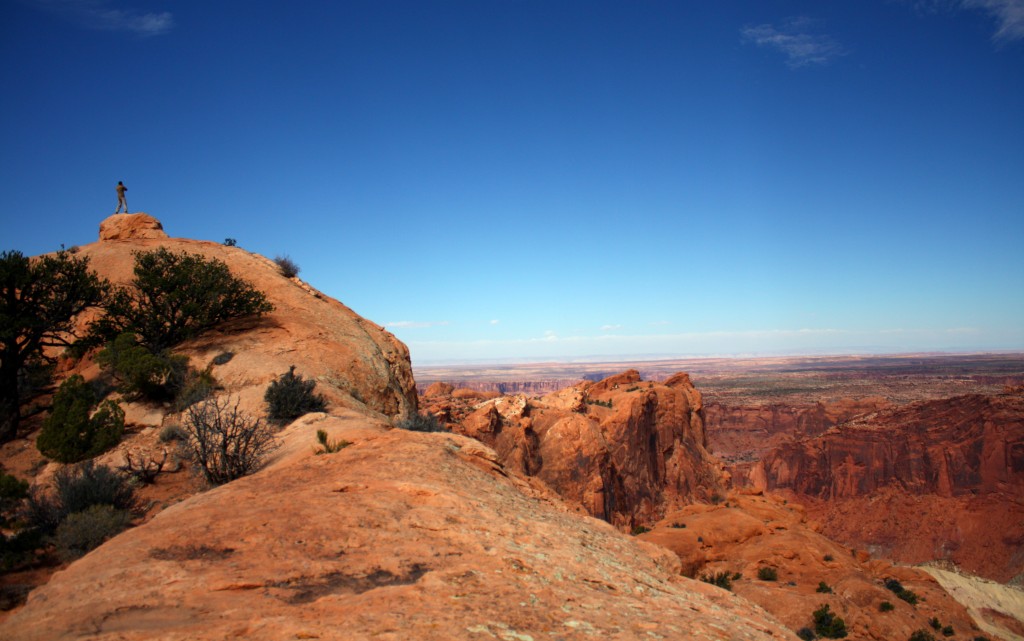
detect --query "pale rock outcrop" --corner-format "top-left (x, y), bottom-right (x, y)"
top-left (98, 212), bottom-right (168, 240)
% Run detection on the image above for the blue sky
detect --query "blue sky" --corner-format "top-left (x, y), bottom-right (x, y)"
top-left (2, 1), bottom-right (1022, 364)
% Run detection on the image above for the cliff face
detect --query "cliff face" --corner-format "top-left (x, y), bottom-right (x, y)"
top-left (73, 213), bottom-right (418, 419)
top-left (751, 392), bottom-right (1024, 581)
top-left (449, 370), bottom-right (727, 528)
top-left (754, 393), bottom-right (1024, 499)
top-left (0, 415), bottom-right (794, 641)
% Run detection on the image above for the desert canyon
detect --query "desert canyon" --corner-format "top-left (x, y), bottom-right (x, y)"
top-left (1, 213), bottom-right (1022, 641)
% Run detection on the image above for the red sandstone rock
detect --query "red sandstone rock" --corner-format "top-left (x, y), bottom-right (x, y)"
top-left (641, 493), bottom-right (986, 641)
top-left (752, 392), bottom-right (1024, 582)
top-left (98, 212), bottom-right (168, 240)
top-left (423, 381), bottom-right (453, 397)
top-left (0, 416), bottom-right (795, 641)
top-left (451, 370), bottom-right (727, 528)
top-left (73, 215), bottom-right (418, 419)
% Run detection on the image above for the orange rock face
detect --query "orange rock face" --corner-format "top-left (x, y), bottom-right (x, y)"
top-left (752, 392), bottom-right (1024, 581)
top-left (449, 370), bottom-right (727, 529)
top-left (97, 212), bottom-right (168, 240)
top-left (640, 492), bottom-right (990, 641)
top-left (0, 416), bottom-right (794, 641)
top-left (74, 215), bottom-right (418, 419)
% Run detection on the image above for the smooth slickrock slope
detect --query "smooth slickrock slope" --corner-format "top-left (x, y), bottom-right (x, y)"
top-left (1, 415), bottom-right (796, 641)
top-left (73, 213), bottom-right (417, 419)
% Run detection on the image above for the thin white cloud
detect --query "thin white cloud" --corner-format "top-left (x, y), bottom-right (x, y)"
top-left (600, 324), bottom-right (623, 331)
top-left (962, 0), bottom-right (1024, 41)
top-left (489, 319), bottom-right (500, 325)
top-left (741, 17), bottom-right (846, 68)
top-left (386, 320), bottom-right (450, 329)
top-left (26, 0), bottom-right (174, 36)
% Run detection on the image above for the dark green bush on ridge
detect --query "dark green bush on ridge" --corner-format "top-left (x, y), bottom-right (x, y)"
top-left (812, 603), bottom-right (848, 639)
top-left (93, 247), bottom-right (273, 351)
top-left (97, 333), bottom-right (190, 402)
top-left (265, 366), bottom-right (327, 423)
top-left (757, 566), bottom-right (778, 581)
top-left (700, 571), bottom-right (733, 591)
top-left (36, 375), bottom-right (124, 463)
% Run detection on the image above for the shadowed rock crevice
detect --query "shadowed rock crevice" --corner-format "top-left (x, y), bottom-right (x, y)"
top-left (269, 564), bottom-right (430, 604)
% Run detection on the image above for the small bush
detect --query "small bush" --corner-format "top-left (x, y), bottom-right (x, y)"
top-left (879, 601), bottom-right (895, 612)
top-left (274, 255), bottom-right (300, 278)
top-left (159, 424), bottom-right (188, 443)
top-left (25, 461), bottom-right (136, 535)
top-left (223, 238), bottom-right (237, 247)
top-left (631, 525), bottom-right (651, 536)
top-left (184, 396), bottom-right (277, 485)
top-left (36, 375), bottom-right (124, 463)
top-left (816, 581), bottom-right (833, 594)
top-left (173, 365), bottom-right (217, 411)
top-left (797, 628), bottom-right (817, 641)
top-left (908, 631), bottom-right (936, 641)
top-left (812, 603), bottom-right (848, 639)
top-left (669, 522), bottom-right (686, 529)
top-left (700, 571), bottom-right (733, 591)
top-left (396, 413), bottom-right (445, 433)
top-left (823, 554), bottom-right (834, 562)
top-left (884, 577), bottom-right (919, 605)
top-left (929, 618), bottom-right (942, 631)
top-left (757, 566), bottom-right (778, 581)
top-left (0, 471), bottom-right (32, 570)
top-left (211, 351), bottom-right (234, 366)
top-left (941, 627), bottom-right (954, 637)
top-left (97, 333), bottom-right (189, 402)
top-left (264, 366), bottom-right (326, 423)
top-left (53, 504), bottom-right (131, 561)
top-left (314, 429), bottom-right (350, 455)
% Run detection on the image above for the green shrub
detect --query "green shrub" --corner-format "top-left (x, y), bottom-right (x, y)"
top-left (929, 618), bottom-right (942, 631)
top-left (97, 333), bottom-right (190, 402)
top-left (941, 626), bottom-right (954, 637)
top-left (823, 554), bottom-right (834, 562)
top-left (884, 577), bottom-right (919, 605)
top-left (264, 366), bottom-right (326, 423)
top-left (25, 461), bottom-right (136, 535)
top-left (274, 255), bottom-right (300, 278)
top-left (314, 429), bottom-right (350, 455)
top-left (36, 376), bottom-right (124, 463)
top-left (816, 581), bottom-right (833, 594)
top-left (757, 566), bottom-right (778, 581)
top-left (173, 365), bottom-right (217, 411)
top-left (53, 504), bottom-right (131, 561)
top-left (879, 601), bottom-right (895, 612)
top-left (95, 247), bottom-right (273, 351)
top-left (796, 628), bottom-right (816, 641)
top-left (395, 412), bottom-right (445, 432)
top-left (631, 525), bottom-right (651, 535)
top-left (158, 424), bottom-right (188, 443)
top-left (184, 396), bottom-right (277, 485)
top-left (0, 471), bottom-right (32, 570)
top-left (700, 571), bottom-right (733, 591)
top-left (812, 604), bottom-right (848, 639)
top-left (909, 631), bottom-right (936, 641)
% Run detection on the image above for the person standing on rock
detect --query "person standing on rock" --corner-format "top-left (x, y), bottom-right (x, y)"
top-left (114, 181), bottom-right (128, 214)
